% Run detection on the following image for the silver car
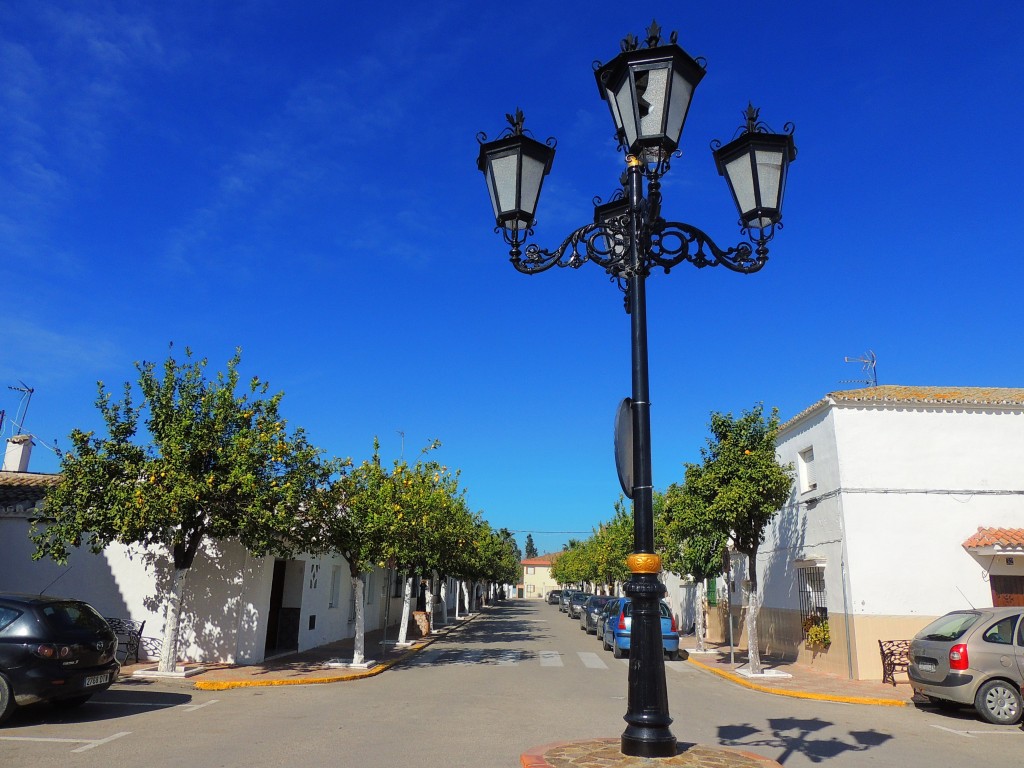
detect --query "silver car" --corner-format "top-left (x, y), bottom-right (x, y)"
top-left (908, 607), bottom-right (1023, 724)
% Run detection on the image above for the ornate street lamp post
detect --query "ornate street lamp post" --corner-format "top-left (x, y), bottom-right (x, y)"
top-left (476, 22), bottom-right (795, 759)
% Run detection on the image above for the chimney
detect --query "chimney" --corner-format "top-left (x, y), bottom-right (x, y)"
top-left (3, 435), bottom-right (34, 472)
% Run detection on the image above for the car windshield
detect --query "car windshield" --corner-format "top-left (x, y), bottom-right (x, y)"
top-left (39, 601), bottom-right (109, 633)
top-left (914, 611), bottom-right (981, 642)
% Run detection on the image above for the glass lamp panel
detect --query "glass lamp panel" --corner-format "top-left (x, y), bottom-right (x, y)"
top-left (518, 152), bottom-right (547, 226)
top-left (636, 64), bottom-right (669, 139)
top-left (725, 155), bottom-right (756, 218)
top-left (664, 69), bottom-right (694, 149)
top-left (754, 149), bottom-right (784, 211)
top-left (490, 153), bottom-right (520, 219)
top-left (613, 77), bottom-right (638, 150)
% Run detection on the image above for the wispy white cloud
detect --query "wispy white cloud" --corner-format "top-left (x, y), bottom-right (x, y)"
top-left (0, 316), bottom-right (122, 384)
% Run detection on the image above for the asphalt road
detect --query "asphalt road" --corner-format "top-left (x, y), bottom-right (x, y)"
top-left (2, 600), bottom-right (1021, 767)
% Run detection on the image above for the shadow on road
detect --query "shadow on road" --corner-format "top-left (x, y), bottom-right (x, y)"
top-left (4, 689), bottom-right (194, 728)
top-left (718, 716), bottom-right (893, 764)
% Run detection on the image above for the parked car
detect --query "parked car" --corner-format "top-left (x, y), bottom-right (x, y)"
top-left (546, 590), bottom-right (562, 605)
top-left (567, 591), bottom-right (592, 619)
top-left (580, 595), bottom-right (615, 633)
top-left (602, 598), bottom-right (680, 660)
top-left (559, 590), bottom-right (576, 613)
top-left (596, 597), bottom-right (623, 639)
top-left (0, 593), bottom-right (120, 726)
top-left (909, 607), bottom-right (1024, 725)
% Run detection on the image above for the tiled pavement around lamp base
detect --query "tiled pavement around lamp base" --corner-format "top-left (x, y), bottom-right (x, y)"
top-left (116, 605), bottom-right (918, 708)
top-left (520, 739), bottom-right (783, 768)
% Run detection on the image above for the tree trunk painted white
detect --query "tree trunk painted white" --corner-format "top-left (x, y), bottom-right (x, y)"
top-left (438, 578), bottom-right (448, 627)
top-left (396, 576), bottom-right (413, 645)
top-left (453, 579), bottom-right (461, 620)
top-left (351, 574), bottom-right (365, 666)
top-left (158, 568), bottom-right (188, 673)
top-left (746, 585), bottom-right (762, 675)
top-left (694, 580), bottom-right (707, 654)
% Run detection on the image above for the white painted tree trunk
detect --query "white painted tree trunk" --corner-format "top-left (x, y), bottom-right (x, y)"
top-left (438, 578), bottom-right (448, 627)
top-left (453, 579), bottom-right (461, 620)
top-left (351, 574), bottom-right (365, 666)
top-left (158, 568), bottom-right (188, 673)
top-left (746, 586), bottom-right (762, 675)
top-left (694, 580), bottom-right (707, 654)
top-left (396, 576), bottom-right (413, 645)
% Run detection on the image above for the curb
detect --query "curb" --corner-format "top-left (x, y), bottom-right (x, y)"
top-left (192, 612), bottom-right (480, 691)
top-left (684, 656), bottom-right (911, 707)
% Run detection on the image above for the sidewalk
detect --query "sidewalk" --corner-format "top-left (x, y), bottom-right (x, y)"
top-left (117, 606), bottom-right (918, 707)
top-left (118, 610), bottom-right (480, 691)
top-left (678, 638), bottom-right (915, 707)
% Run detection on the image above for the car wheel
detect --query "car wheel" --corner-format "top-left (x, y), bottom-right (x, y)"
top-left (974, 679), bottom-right (1023, 725)
top-left (0, 674), bottom-right (16, 727)
top-left (613, 641), bottom-right (625, 659)
top-left (53, 694), bottom-right (93, 709)
top-left (602, 634), bottom-right (611, 651)
top-left (666, 650), bottom-right (679, 661)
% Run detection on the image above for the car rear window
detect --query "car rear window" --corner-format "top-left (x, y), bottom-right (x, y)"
top-left (622, 602), bottom-right (671, 618)
top-left (0, 606), bottom-right (23, 633)
top-left (914, 611), bottom-right (980, 642)
top-left (39, 601), bottom-right (109, 633)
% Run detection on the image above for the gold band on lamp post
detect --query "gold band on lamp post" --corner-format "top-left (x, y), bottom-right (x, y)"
top-left (626, 553), bottom-right (662, 574)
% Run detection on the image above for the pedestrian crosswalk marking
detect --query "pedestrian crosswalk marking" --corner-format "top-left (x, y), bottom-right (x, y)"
top-left (539, 651), bottom-right (563, 667)
top-left (578, 652), bottom-right (608, 669)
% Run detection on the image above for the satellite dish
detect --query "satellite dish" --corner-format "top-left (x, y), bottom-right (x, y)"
top-left (614, 398), bottom-right (634, 498)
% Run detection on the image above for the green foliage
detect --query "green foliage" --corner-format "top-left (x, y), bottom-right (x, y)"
top-left (659, 482), bottom-right (727, 584)
top-left (524, 533), bottom-right (538, 560)
top-left (550, 497), bottom-right (633, 587)
top-left (683, 404), bottom-right (793, 591)
top-left (34, 347), bottom-right (337, 569)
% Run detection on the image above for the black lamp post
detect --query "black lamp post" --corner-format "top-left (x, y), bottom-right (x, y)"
top-left (476, 22), bottom-right (795, 759)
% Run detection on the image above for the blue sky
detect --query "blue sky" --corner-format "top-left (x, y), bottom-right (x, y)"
top-left (3, 1), bottom-right (1022, 556)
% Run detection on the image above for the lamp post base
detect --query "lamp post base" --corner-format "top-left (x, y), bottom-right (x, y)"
top-left (521, 739), bottom-right (783, 767)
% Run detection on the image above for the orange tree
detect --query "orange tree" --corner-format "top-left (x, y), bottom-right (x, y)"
top-left (34, 347), bottom-right (336, 672)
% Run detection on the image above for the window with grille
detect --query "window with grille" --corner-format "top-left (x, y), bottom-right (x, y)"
top-left (797, 565), bottom-right (827, 638)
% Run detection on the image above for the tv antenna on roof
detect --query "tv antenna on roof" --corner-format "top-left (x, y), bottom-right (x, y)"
top-left (841, 351), bottom-right (877, 388)
top-left (7, 381), bottom-right (34, 434)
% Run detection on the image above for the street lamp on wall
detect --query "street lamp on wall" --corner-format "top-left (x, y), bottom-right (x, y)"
top-left (476, 21), bottom-right (795, 759)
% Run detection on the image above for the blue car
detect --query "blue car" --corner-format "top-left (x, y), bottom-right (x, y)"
top-left (602, 598), bottom-right (680, 659)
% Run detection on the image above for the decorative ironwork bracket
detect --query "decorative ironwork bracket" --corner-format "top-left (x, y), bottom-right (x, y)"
top-left (503, 218), bottom-right (771, 278)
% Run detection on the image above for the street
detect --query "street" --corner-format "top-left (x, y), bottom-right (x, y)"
top-left (2, 600), bottom-right (1021, 767)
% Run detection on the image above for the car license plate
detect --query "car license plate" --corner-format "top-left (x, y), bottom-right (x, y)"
top-left (918, 662), bottom-right (936, 673)
top-left (85, 673), bottom-right (110, 687)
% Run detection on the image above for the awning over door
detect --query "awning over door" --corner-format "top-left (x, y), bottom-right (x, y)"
top-left (962, 527), bottom-right (1024, 607)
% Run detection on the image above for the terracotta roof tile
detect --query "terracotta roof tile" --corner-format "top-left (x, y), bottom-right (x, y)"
top-left (962, 527), bottom-right (1024, 550)
top-left (782, 386), bottom-right (1024, 432)
top-left (521, 552), bottom-right (561, 566)
top-left (0, 470), bottom-right (59, 507)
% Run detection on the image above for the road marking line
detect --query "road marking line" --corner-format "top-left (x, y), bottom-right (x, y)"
top-left (73, 731), bottom-right (131, 752)
top-left (929, 724), bottom-right (1021, 738)
top-left (181, 699), bottom-right (219, 711)
top-left (578, 652), bottom-right (608, 669)
top-left (539, 651), bottom-right (563, 667)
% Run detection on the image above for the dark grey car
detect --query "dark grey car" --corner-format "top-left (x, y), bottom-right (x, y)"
top-left (0, 593), bottom-right (120, 726)
top-left (567, 591), bottom-right (592, 619)
top-left (909, 607), bottom-right (1024, 724)
top-left (579, 595), bottom-right (614, 633)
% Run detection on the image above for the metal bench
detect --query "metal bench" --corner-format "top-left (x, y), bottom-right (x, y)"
top-left (878, 639), bottom-right (910, 686)
top-left (105, 617), bottom-right (146, 664)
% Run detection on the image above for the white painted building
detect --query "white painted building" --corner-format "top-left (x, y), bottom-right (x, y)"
top-left (743, 386), bottom-right (1024, 680)
top-left (0, 437), bottom-right (413, 665)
